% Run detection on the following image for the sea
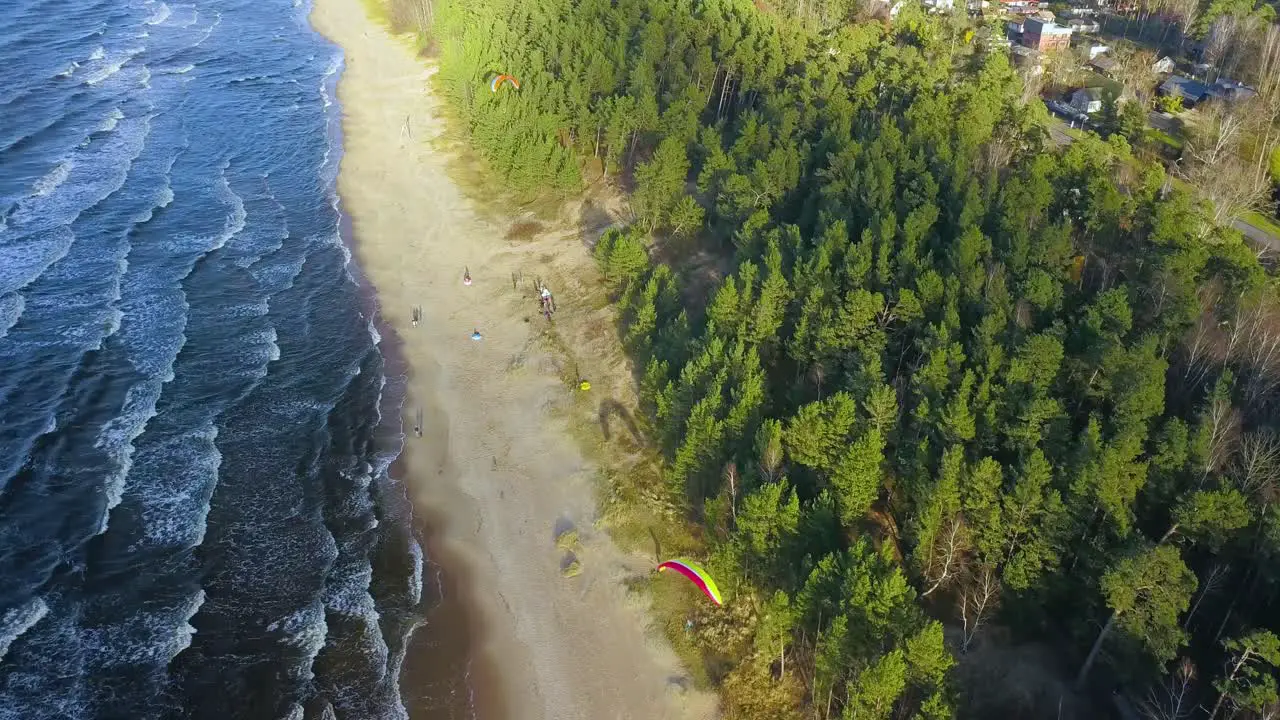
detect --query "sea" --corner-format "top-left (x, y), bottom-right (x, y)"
top-left (0, 0), bottom-right (457, 718)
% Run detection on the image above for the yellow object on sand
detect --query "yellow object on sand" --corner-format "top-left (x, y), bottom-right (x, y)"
top-left (579, 381), bottom-right (591, 391)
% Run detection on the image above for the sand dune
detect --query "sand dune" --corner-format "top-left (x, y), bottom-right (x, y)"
top-left (308, 1), bottom-right (719, 718)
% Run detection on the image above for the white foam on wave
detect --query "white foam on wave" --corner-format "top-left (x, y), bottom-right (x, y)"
top-left (97, 108), bottom-right (125, 134)
top-left (0, 226), bottom-right (76, 298)
top-left (269, 599), bottom-right (328, 685)
top-left (319, 53), bottom-right (342, 110)
top-left (191, 10), bottom-right (221, 48)
top-left (407, 540), bottom-right (423, 606)
top-left (7, 113), bottom-right (151, 235)
top-left (138, 422), bottom-right (221, 547)
top-left (79, 588), bottom-right (207, 669)
top-left (0, 597), bottom-right (49, 663)
top-left (32, 161), bottom-right (72, 197)
top-left (83, 47), bottom-right (144, 86)
top-left (1, 114), bottom-right (151, 296)
top-left (211, 161), bottom-right (247, 251)
top-left (0, 293), bottom-right (25, 338)
top-left (170, 588), bottom-right (205, 657)
top-left (144, 2), bottom-right (171, 25)
top-left (89, 46), bottom-right (105, 61)
top-left (324, 562), bottom-right (391, 684)
top-left (95, 381), bottom-right (162, 534)
top-left (56, 61), bottom-right (80, 78)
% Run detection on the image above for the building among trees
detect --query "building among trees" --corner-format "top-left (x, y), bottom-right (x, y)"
top-left (1022, 17), bottom-right (1074, 51)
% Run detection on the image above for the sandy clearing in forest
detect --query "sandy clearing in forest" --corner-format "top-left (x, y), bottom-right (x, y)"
top-left (308, 1), bottom-right (719, 718)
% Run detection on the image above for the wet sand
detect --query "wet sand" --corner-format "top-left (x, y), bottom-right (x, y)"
top-left (307, 0), bottom-right (719, 718)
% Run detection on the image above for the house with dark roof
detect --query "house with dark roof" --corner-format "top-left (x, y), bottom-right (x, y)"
top-left (1159, 75), bottom-right (1210, 106)
top-left (1088, 55), bottom-right (1118, 77)
top-left (1209, 79), bottom-right (1257, 103)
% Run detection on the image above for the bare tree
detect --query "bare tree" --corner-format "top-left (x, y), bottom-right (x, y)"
top-left (1245, 26), bottom-right (1280, 187)
top-left (1140, 657), bottom-right (1198, 720)
top-left (1203, 16), bottom-right (1241, 82)
top-left (1232, 430), bottom-right (1280, 499)
top-left (921, 515), bottom-right (968, 598)
top-left (1172, 0), bottom-right (1203, 54)
top-left (723, 462), bottom-right (739, 524)
top-left (1181, 307), bottom-right (1225, 392)
top-left (1178, 100), bottom-right (1273, 231)
top-left (1242, 305), bottom-right (1280, 404)
top-left (387, 0), bottom-right (433, 34)
top-left (1114, 48), bottom-right (1160, 105)
top-left (1184, 562), bottom-right (1231, 630)
top-left (1199, 384), bottom-right (1241, 484)
top-left (959, 565), bottom-right (1001, 653)
top-left (758, 428), bottom-right (784, 483)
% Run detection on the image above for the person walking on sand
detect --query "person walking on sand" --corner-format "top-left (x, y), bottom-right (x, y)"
top-left (411, 305), bottom-right (420, 328)
top-left (463, 267), bottom-right (472, 286)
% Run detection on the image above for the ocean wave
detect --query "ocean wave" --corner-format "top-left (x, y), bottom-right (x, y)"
top-left (0, 293), bottom-right (25, 338)
top-left (94, 381), bottom-right (162, 534)
top-left (171, 588), bottom-right (205, 657)
top-left (169, 4), bottom-right (198, 29)
top-left (270, 600), bottom-right (328, 659)
top-left (0, 597), bottom-right (49, 663)
top-left (79, 589), bottom-right (207, 667)
top-left (407, 540), bottom-right (423, 606)
top-left (83, 47), bottom-right (143, 86)
top-left (32, 160), bottom-right (72, 197)
top-left (143, 2), bottom-right (171, 25)
top-left (95, 108), bottom-right (124, 134)
top-left (0, 226), bottom-right (75, 297)
top-left (134, 422), bottom-right (221, 547)
top-left (6, 113), bottom-right (151, 238)
top-left (318, 52), bottom-right (341, 110)
top-left (212, 160), bottom-right (247, 251)
top-left (191, 10), bottom-right (221, 48)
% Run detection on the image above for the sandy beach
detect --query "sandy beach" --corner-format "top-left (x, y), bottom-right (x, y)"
top-left (307, 1), bottom-right (718, 718)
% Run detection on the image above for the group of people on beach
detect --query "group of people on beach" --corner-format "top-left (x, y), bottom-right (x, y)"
top-left (408, 266), bottom-right (559, 439)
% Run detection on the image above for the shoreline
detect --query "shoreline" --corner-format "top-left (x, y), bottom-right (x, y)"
top-left (306, 1), bottom-right (719, 719)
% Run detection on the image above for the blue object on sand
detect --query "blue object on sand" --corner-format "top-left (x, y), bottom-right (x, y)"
top-left (471, 330), bottom-right (483, 341)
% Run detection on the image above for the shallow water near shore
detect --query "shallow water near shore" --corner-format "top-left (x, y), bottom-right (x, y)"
top-left (0, 0), bottom-right (463, 717)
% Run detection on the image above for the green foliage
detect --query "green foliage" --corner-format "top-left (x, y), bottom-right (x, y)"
top-left (1215, 630), bottom-right (1280, 716)
top-left (1170, 489), bottom-right (1251, 548)
top-left (1155, 95), bottom-right (1183, 115)
top-left (1100, 546), bottom-right (1197, 668)
top-left (594, 227), bottom-right (649, 286)
top-left (633, 136), bottom-right (691, 231)
top-left (844, 650), bottom-right (907, 720)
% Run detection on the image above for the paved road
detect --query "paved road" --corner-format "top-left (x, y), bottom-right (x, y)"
top-left (1234, 218), bottom-right (1280, 252)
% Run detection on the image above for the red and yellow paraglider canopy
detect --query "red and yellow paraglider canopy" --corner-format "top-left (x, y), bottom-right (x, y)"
top-left (657, 559), bottom-right (722, 606)
top-left (490, 74), bottom-right (521, 92)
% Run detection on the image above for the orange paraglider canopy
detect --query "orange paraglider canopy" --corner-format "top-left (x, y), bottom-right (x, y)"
top-left (490, 74), bottom-right (521, 92)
